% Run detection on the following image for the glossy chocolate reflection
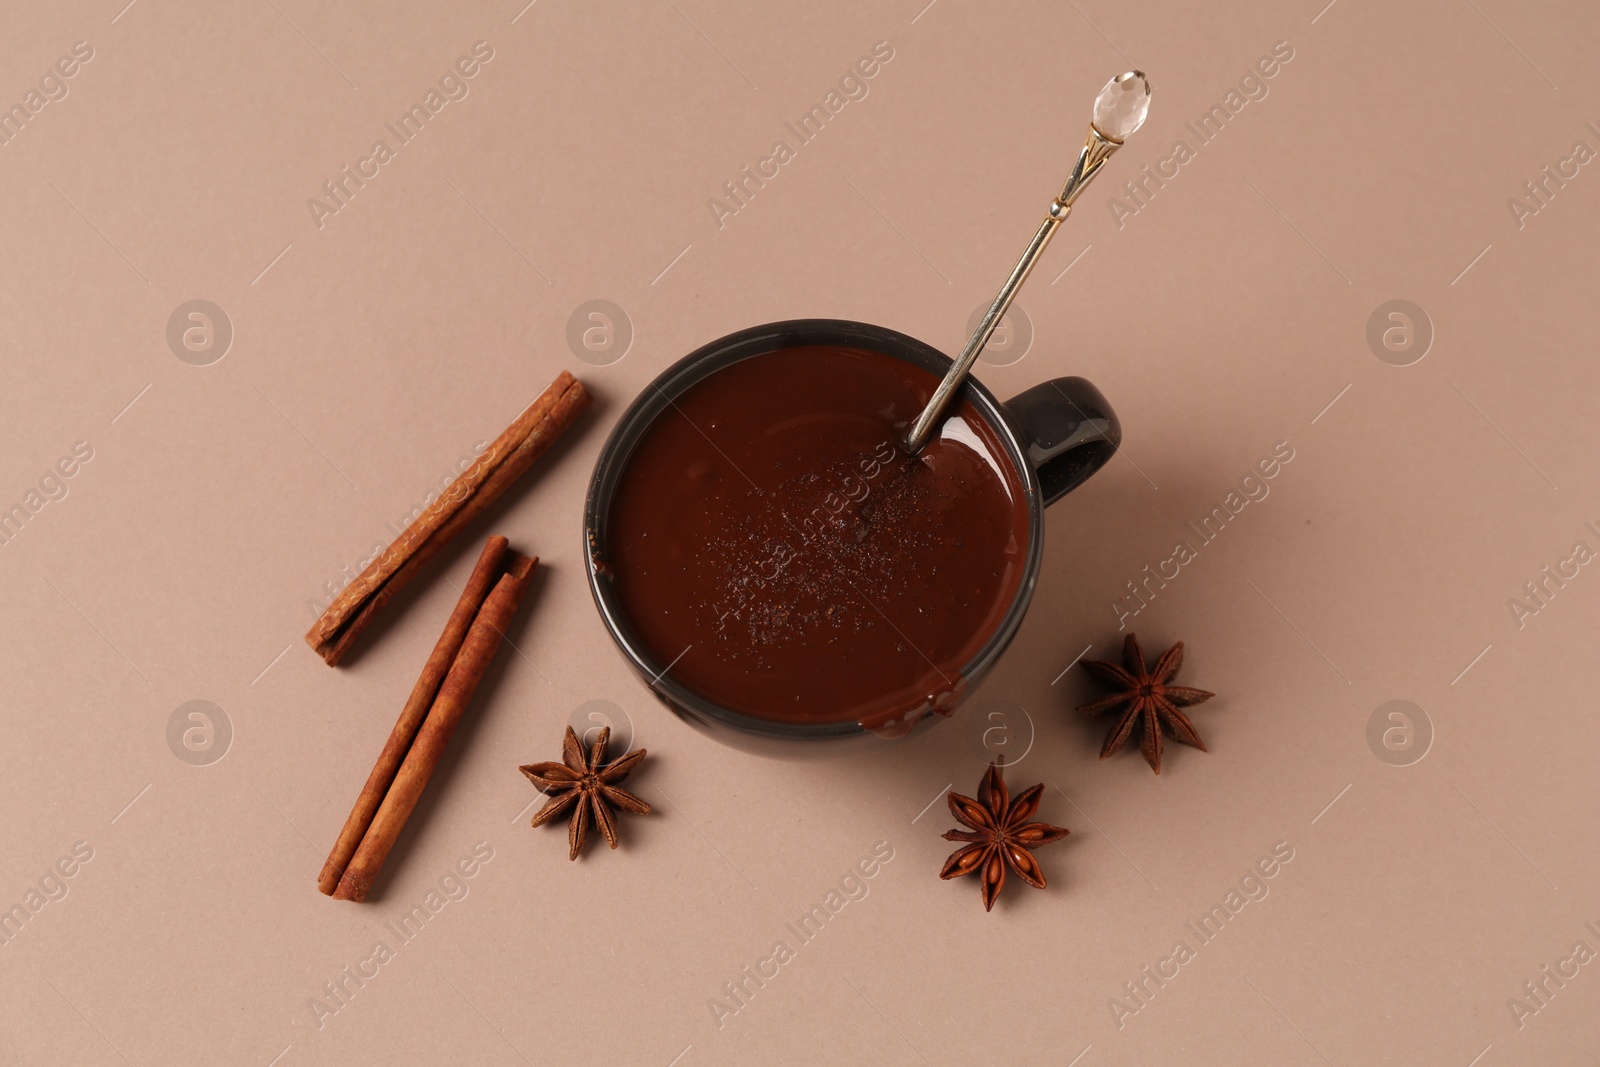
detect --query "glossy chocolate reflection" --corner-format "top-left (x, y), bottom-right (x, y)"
top-left (605, 345), bottom-right (1029, 725)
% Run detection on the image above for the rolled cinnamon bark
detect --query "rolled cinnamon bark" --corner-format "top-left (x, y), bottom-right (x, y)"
top-left (332, 553), bottom-right (538, 902)
top-left (307, 372), bottom-right (587, 665)
top-left (316, 536), bottom-right (511, 895)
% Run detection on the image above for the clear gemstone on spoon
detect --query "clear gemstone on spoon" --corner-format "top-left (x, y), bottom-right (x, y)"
top-left (1092, 71), bottom-right (1151, 141)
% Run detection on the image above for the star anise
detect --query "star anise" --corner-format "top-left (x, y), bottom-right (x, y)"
top-left (939, 762), bottom-right (1070, 911)
top-left (520, 726), bottom-right (650, 860)
top-left (1078, 634), bottom-right (1215, 775)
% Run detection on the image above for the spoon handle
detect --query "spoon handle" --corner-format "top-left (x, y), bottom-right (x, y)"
top-left (904, 211), bottom-right (1063, 455)
top-left (904, 70), bottom-right (1149, 455)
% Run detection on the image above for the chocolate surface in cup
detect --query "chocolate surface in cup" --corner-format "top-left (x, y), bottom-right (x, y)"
top-left (606, 345), bottom-right (1030, 725)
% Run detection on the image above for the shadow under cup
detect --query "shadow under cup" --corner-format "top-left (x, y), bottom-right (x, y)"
top-left (583, 319), bottom-right (1119, 758)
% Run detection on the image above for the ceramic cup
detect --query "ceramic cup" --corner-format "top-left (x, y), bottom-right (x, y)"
top-left (583, 318), bottom-right (1119, 757)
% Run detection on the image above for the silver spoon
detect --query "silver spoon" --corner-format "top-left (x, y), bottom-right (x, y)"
top-left (904, 71), bottom-right (1152, 455)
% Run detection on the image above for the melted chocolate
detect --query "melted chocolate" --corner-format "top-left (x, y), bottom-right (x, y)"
top-left (606, 345), bottom-right (1029, 725)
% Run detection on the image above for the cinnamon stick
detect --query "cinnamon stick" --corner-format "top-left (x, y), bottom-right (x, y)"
top-left (306, 371), bottom-right (588, 665)
top-left (316, 535), bottom-right (510, 895)
top-left (332, 553), bottom-right (538, 902)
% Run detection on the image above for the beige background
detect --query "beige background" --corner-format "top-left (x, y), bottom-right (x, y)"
top-left (1, 0), bottom-right (1598, 1063)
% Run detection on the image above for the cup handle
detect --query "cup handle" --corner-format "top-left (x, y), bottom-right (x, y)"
top-left (1002, 377), bottom-right (1121, 507)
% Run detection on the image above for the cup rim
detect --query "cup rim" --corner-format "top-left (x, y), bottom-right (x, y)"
top-left (582, 318), bottom-right (1045, 744)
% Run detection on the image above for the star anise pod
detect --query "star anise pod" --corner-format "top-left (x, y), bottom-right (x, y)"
top-left (1078, 633), bottom-right (1215, 775)
top-left (939, 762), bottom-right (1069, 911)
top-left (519, 726), bottom-right (650, 860)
